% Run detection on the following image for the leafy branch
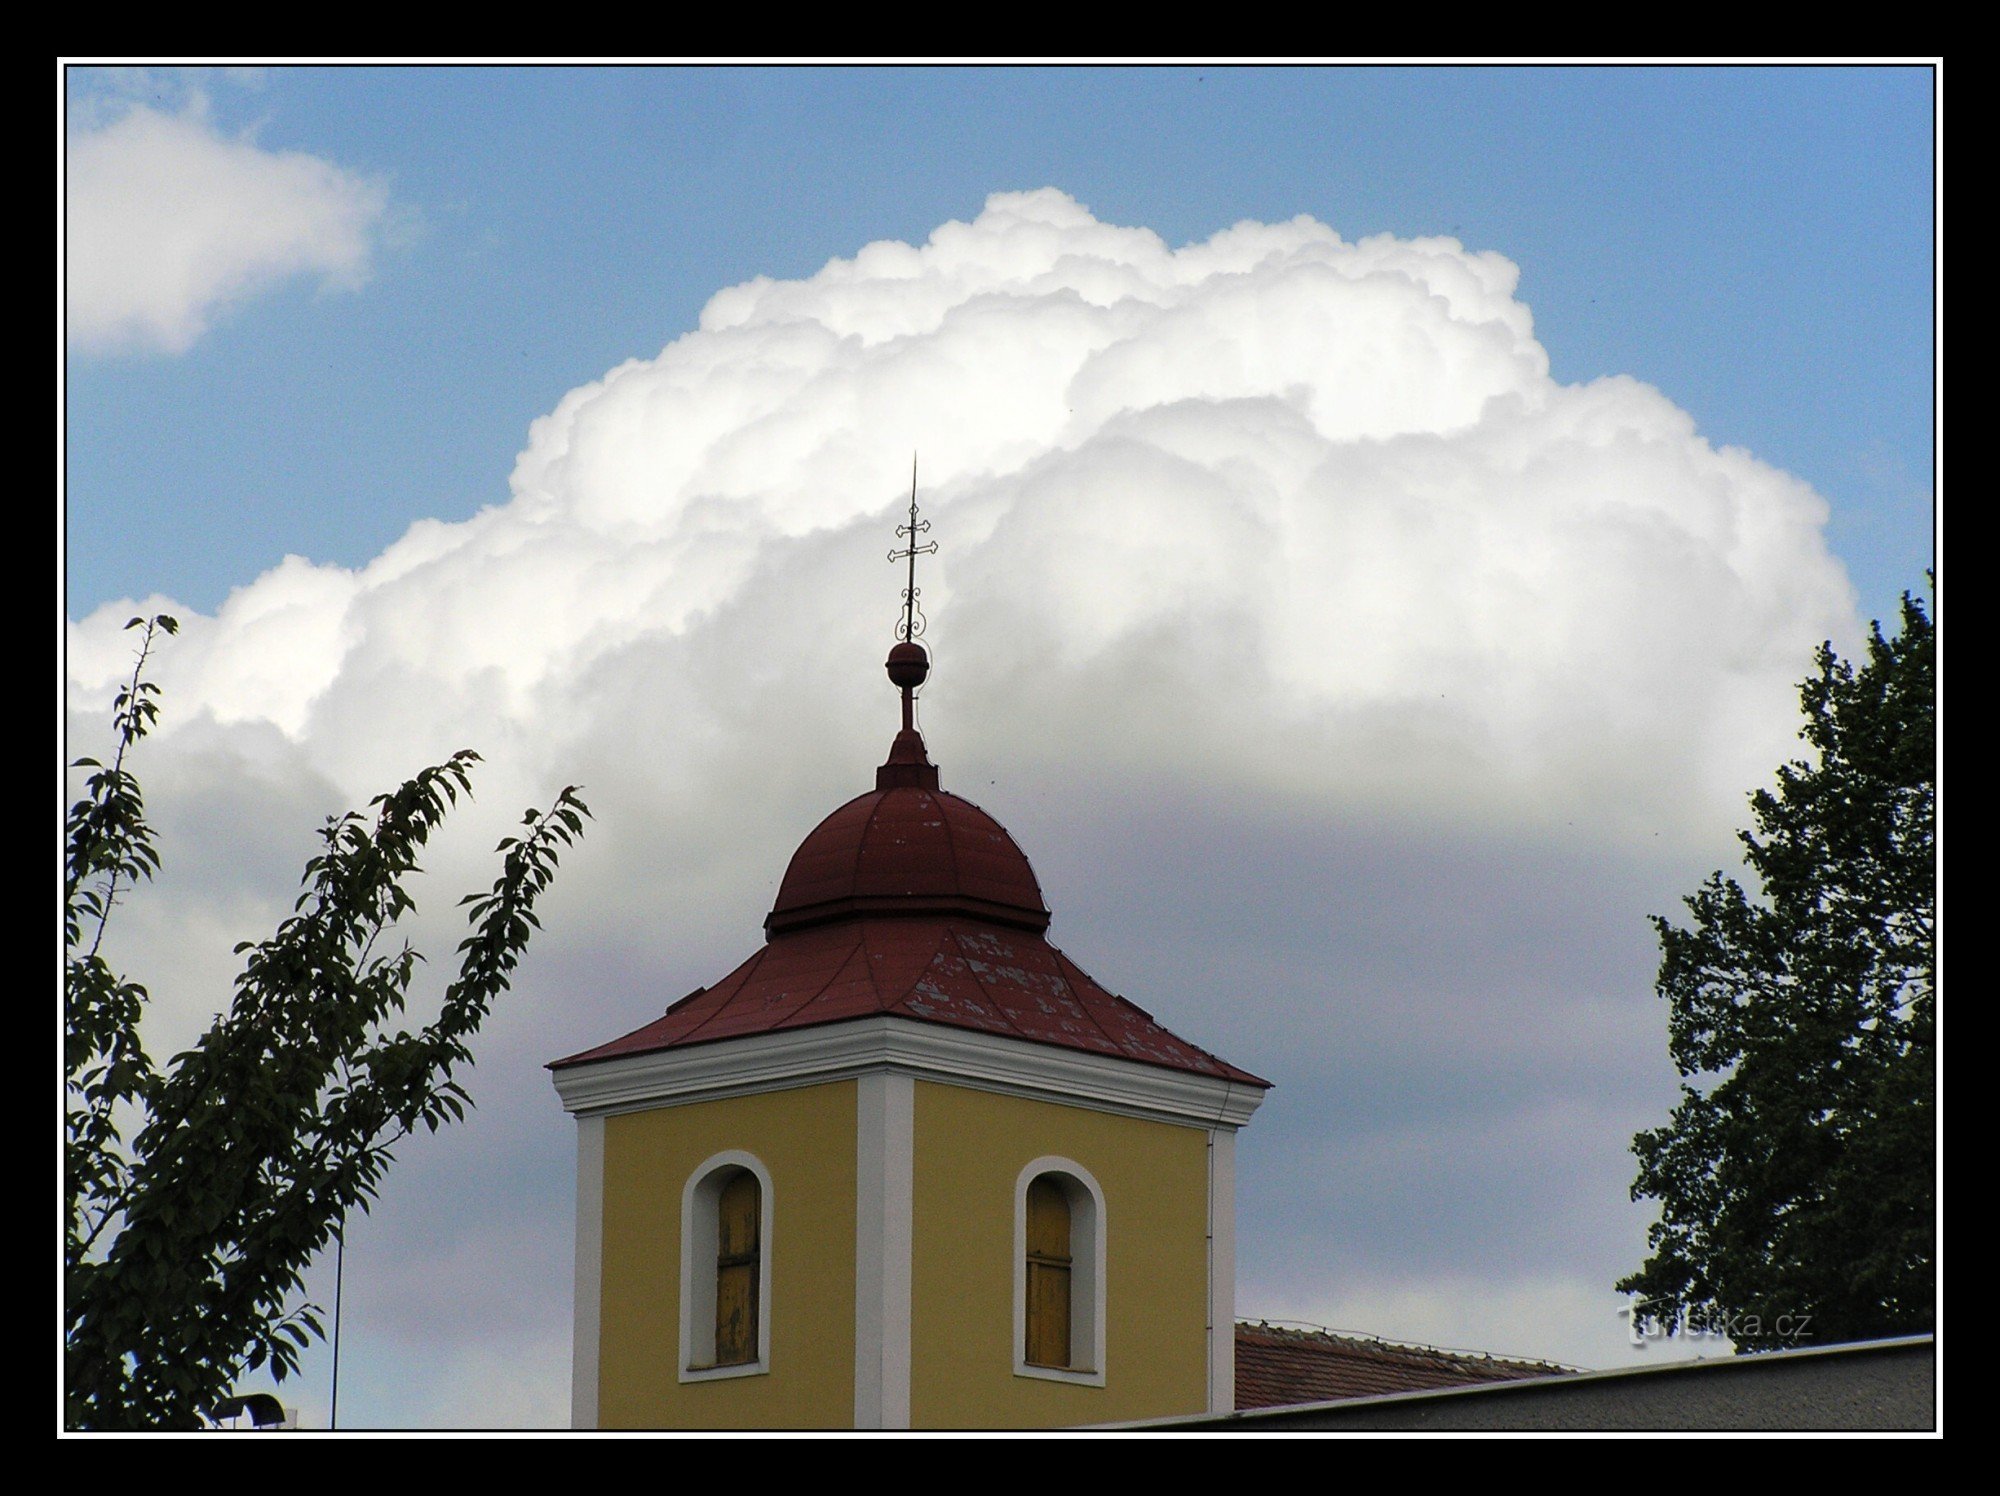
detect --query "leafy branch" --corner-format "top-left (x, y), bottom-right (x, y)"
top-left (63, 621), bottom-right (590, 1429)
top-left (64, 616), bottom-right (176, 1280)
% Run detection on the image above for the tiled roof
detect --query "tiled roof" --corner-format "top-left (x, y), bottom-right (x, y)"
top-left (551, 916), bottom-right (1268, 1085)
top-left (1235, 1323), bottom-right (1571, 1409)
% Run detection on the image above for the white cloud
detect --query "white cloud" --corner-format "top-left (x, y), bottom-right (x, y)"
top-left (65, 190), bottom-right (1860, 1425)
top-left (69, 187), bottom-right (1851, 827)
top-left (65, 101), bottom-right (387, 354)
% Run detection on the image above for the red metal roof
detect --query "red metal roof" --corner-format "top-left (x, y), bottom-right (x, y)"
top-left (552, 914), bottom-right (1266, 1084)
top-left (1234, 1324), bottom-right (1569, 1409)
top-left (766, 783), bottom-right (1050, 936)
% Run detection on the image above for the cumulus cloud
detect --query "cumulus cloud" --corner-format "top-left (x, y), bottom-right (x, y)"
top-left (65, 101), bottom-right (387, 354)
top-left (69, 188), bottom-right (1849, 818)
top-left (65, 190), bottom-right (1858, 1425)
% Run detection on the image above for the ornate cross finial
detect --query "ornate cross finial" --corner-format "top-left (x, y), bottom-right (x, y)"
top-left (888, 453), bottom-right (937, 643)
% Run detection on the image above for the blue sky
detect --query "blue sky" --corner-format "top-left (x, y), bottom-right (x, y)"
top-left (63, 63), bottom-right (1937, 1430)
top-left (67, 65), bottom-right (1934, 625)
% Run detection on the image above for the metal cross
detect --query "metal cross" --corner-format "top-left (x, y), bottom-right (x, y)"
top-left (888, 453), bottom-right (937, 642)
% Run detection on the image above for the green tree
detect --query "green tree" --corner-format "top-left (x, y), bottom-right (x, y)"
top-left (1619, 592), bottom-right (1934, 1351)
top-left (65, 617), bottom-right (590, 1429)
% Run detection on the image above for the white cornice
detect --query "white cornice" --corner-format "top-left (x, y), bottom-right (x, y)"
top-left (550, 1016), bottom-right (1266, 1130)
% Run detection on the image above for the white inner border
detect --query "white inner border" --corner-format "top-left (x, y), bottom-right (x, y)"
top-left (1012, 1155), bottom-right (1108, 1388)
top-left (679, 1148), bottom-right (775, 1383)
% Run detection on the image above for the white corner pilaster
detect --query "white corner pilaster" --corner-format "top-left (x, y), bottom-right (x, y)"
top-left (571, 1114), bottom-right (605, 1430)
top-left (854, 1071), bottom-right (914, 1428)
top-left (1206, 1126), bottom-right (1237, 1415)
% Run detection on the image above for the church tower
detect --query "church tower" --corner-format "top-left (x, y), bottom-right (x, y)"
top-left (549, 495), bottom-right (1268, 1430)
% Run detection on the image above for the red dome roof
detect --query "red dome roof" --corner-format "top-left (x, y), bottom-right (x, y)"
top-left (766, 781), bottom-right (1050, 935)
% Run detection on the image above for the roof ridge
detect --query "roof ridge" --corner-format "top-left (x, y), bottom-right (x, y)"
top-left (1236, 1320), bottom-right (1576, 1373)
top-left (857, 788), bottom-right (890, 891)
top-left (1012, 936), bottom-right (1123, 1055)
top-left (927, 785), bottom-right (957, 897)
top-left (672, 944), bottom-right (775, 1048)
top-left (766, 924), bottom-right (872, 1030)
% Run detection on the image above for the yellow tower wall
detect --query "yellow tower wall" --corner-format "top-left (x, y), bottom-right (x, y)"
top-left (908, 1080), bottom-right (1212, 1428)
top-left (596, 1081), bottom-right (858, 1429)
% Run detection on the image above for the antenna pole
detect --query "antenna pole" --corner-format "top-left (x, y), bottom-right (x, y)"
top-left (330, 1227), bottom-right (344, 1430)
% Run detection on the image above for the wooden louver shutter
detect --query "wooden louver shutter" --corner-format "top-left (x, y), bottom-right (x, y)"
top-left (715, 1170), bottom-right (761, 1366)
top-left (1024, 1175), bottom-right (1072, 1368)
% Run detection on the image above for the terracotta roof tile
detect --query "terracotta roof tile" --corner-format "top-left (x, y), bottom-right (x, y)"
top-left (1234, 1323), bottom-right (1571, 1410)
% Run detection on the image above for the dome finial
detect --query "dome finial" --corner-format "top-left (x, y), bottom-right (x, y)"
top-left (882, 455), bottom-right (939, 788)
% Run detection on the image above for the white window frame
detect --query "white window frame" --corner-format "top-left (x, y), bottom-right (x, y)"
top-left (679, 1149), bottom-right (774, 1382)
top-left (1012, 1155), bottom-right (1106, 1387)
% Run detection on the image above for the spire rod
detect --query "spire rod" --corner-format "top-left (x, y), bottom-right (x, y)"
top-left (882, 457), bottom-right (939, 785)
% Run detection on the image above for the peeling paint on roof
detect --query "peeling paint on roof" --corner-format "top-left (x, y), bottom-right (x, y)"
top-left (552, 915), bottom-right (1268, 1085)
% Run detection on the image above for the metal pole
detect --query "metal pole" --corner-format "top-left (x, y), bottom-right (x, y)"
top-left (329, 1227), bottom-right (345, 1430)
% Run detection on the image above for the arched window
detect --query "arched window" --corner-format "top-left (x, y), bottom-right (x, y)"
top-left (681, 1151), bottom-right (773, 1382)
top-left (1014, 1158), bottom-right (1106, 1385)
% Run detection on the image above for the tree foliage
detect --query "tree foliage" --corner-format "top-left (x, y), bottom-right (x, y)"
top-left (1619, 592), bottom-right (1934, 1351)
top-left (65, 617), bottom-right (590, 1429)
